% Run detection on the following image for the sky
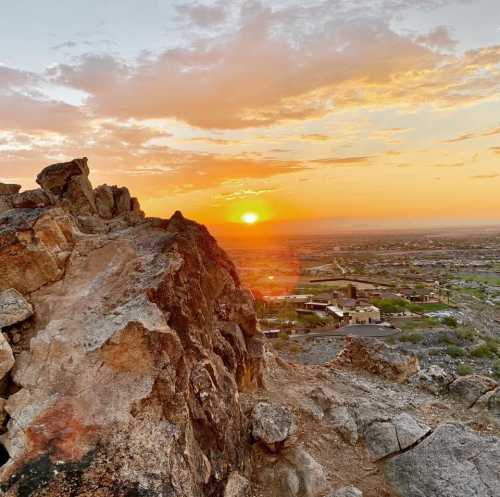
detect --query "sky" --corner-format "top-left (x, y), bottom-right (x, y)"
top-left (0, 0), bottom-right (499, 232)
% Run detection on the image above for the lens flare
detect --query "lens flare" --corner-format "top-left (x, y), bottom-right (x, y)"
top-left (241, 212), bottom-right (258, 224)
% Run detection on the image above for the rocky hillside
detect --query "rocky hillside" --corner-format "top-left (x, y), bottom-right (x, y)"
top-left (0, 159), bottom-right (264, 496)
top-left (0, 159), bottom-right (499, 497)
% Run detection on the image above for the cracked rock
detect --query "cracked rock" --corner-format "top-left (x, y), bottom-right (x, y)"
top-left (251, 401), bottom-right (295, 451)
top-left (385, 423), bottom-right (500, 497)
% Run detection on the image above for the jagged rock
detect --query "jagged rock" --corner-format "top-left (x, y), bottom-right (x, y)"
top-left (416, 365), bottom-right (454, 395)
top-left (0, 174), bottom-right (264, 497)
top-left (283, 446), bottom-right (327, 497)
top-left (331, 486), bottom-right (363, 497)
top-left (0, 288), bottom-right (33, 329)
top-left (12, 189), bottom-right (51, 209)
top-left (94, 184), bottom-right (115, 219)
top-left (224, 472), bottom-right (252, 497)
top-left (364, 413), bottom-right (430, 461)
top-left (0, 196), bottom-right (13, 214)
top-left (0, 184), bottom-right (21, 195)
top-left (385, 423), bottom-right (500, 497)
top-left (36, 157), bottom-right (97, 215)
top-left (0, 396), bottom-right (7, 425)
top-left (449, 374), bottom-right (497, 407)
top-left (334, 336), bottom-right (419, 383)
top-left (0, 332), bottom-right (15, 381)
top-left (251, 401), bottom-right (295, 451)
top-left (0, 207), bottom-right (76, 293)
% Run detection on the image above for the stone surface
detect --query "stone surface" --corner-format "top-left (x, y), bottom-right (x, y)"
top-left (334, 336), bottom-right (419, 383)
top-left (385, 423), bottom-right (500, 497)
top-left (251, 401), bottom-right (295, 450)
top-left (331, 486), bottom-right (363, 497)
top-left (0, 288), bottom-right (33, 329)
top-left (0, 332), bottom-right (15, 381)
top-left (449, 374), bottom-right (498, 407)
top-left (224, 472), bottom-right (252, 497)
top-left (0, 164), bottom-right (264, 497)
top-left (0, 184), bottom-right (21, 196)
top-left (416, 365), bottom-right (454, 395)
top-left (329, 406), bottom-right (358, 446)
top-left (364, 413), bottom-right (430, 460)
top-left (283, 447), bottom-right (327, 497)
top-left (12, 189), bottom-right (51, 209)
top-left (0, 207), bottom-right (76, 294)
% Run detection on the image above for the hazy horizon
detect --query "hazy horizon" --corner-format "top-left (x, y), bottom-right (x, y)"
top-left (1, 0), bottom-right (499, 227)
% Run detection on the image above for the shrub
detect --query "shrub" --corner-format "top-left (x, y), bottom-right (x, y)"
top-left (399, 333), bottom-right (423, 344)
top-left (455, 327), bottom-right (475, 341)
top-left (457, 364), bottom-right (474, 376)
top-left (470, 341), bottom-right (498, 359)
top-left (439, 334), bottom-right (458, 345)
top-left (447, 344), bottom-right (465, 358)
top-left (493, 359), bottom-right (500, 379)
top-left (441, 316), bottom-right (458, 328)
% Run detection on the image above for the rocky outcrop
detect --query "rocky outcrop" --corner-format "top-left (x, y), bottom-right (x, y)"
top-left (333, 336), bottom-right (419, 383)
top-left (0, 184), bottom-right (21, 215)
top-left (385, 423), bottom-right (500, 497)
top-left (0, 289), bottom-right (33, 329)
top-left (449, 374), bottom-right (497, 407)
top-left (0, 159), bottom-right (264, 497)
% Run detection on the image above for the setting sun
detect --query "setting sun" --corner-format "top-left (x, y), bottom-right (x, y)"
top-left (241, 212), bottom-right (259, 224)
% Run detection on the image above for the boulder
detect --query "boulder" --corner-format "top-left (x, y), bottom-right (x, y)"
top-left (251, 401), bottom-right (295, 451)
top-left (0, 288), bottom-right (33, 329)
top-left (0, 208), bottom-right (76, 293)
top-left (331, 486), bottom-right (363, 497)
top-left (283, 446), bottom-right (327, 497)
top-left (334, 336), bottom-right (419, 383)
top-left (449, 374), bottom-right (497, 407)
top-left (36, 157), bottom-right (97, 215)
top-left (94, 184), bottom-right (115, 219)
top-left (364, 413), bottom-right (430, 461)
top-left (224, 472), bottom-right (252, 497)
top-left (416, 365), bottom-right (454, 395)
top-left (0, 184), bottom-right (21, 195)
top-left (12, 189), bottom-right (52, 209)
top-left (474, 387), bottom-right (500, 417)
top-left (0, 332), bottom-right (15, 381)
top-left (385, 423), bottom-right (500, 497)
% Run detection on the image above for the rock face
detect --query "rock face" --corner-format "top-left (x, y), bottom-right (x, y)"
top-left (416, 365), bottom-right (454, 395)
top-left (224, 472), bottom-right (251, 497)
top-left (385, 423), bottom-right (500, 497)
top-left (0, 159), bottom-right (264, 497)
top-left (0, 333), bottom-right (15, 381)
top-left (334, 336), bottom-right (419, 383)
top-left (0, 289), bottom-right (33, 329)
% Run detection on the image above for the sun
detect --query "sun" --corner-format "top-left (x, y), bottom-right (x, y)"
top-left (241, 212), bottom-right (259, 224)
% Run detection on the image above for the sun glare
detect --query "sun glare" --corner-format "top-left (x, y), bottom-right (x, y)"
top-left (241, 212), bottom-right (258, 224)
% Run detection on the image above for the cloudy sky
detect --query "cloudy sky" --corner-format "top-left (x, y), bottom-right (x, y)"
top-left (1, 0), bottom-right (499, 229)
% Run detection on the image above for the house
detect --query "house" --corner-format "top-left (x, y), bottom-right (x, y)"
top-left (327, 300), bottom-right (381, 325)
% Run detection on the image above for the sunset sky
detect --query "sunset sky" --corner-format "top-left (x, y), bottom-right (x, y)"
top-left (1, 0), bottom-right (499, 231)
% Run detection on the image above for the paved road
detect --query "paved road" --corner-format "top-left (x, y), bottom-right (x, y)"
top-left (293, 324), bottom-right (399, 339)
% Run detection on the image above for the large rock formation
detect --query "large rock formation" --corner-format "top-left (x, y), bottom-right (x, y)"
top-left (0, 159), bottom-right (264, 497)
top-left (385, 423), bottom-right (500, 497)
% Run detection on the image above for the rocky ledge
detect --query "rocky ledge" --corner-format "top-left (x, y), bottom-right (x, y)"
top-left (0, 159), bottom-right (264, 496)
